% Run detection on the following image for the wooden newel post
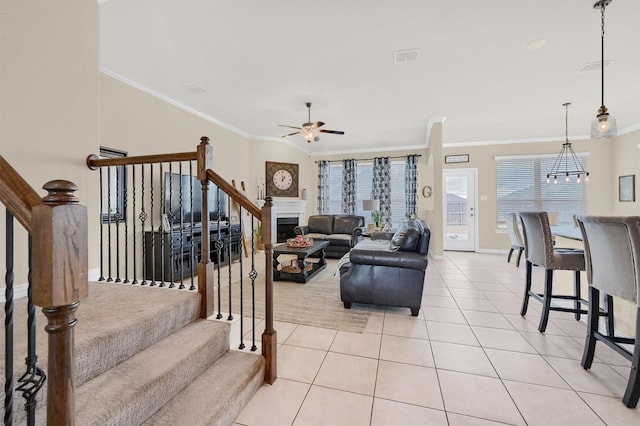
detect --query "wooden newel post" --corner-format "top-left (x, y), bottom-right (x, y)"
top-left (32, 180), bottom-right (88, 426)
top-left (261, 197), bottom-right (277, 383)
top-left (197, 136), bottom-right (215, 318)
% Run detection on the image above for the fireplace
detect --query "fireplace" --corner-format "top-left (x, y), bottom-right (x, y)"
top-left (276, 217), bottom-right (299, 243)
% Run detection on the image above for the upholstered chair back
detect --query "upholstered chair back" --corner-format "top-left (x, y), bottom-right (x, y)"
top-left (519, 212), bottom-right (554, 268)
top-left (505, 212), bottom-right (524, 247)
top-left (577, 216), bottom-right (640, 305)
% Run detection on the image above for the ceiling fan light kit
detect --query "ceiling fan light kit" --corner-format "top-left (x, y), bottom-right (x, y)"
top-left (278, 102), bottom-right (345, 143)
top-left (591, 0), bottom-right (617, 139)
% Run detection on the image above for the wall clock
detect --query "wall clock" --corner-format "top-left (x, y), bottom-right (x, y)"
top-left (265, 161), bottom-right (299, 197)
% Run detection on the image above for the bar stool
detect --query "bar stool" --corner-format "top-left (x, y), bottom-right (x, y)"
top-left (505, 212), bottom-right (525, 267)
top-left (519, 212), bottom-right (587, 332)
top-left (577, 215), bottom-right (640, 408)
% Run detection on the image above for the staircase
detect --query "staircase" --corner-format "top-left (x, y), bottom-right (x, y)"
top-left (16, 281), bottom-right (264, 425)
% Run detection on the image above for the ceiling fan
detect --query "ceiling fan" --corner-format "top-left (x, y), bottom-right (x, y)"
top-left (279, 102), bottom-right (345, 143)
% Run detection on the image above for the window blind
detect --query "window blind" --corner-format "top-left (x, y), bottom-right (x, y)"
top-left (496, 154), bottom-right (587, 226)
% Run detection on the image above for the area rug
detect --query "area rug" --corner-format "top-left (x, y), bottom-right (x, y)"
top-left (220, 260), bottom-right (372, 333)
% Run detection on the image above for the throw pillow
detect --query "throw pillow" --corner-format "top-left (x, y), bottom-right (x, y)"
top-left (390, 225), bottom-right (421, 252)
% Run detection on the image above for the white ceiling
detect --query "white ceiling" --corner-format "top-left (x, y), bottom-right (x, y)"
top-left (99, 0), bottom-right (640, 155)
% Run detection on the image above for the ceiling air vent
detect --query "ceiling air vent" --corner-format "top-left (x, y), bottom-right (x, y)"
top-left (394, 49), bottom-right (419, 63)
top-left (576, 60), bottom-right (613, 73)
top-left (182, 84), bottom-right (207, 94)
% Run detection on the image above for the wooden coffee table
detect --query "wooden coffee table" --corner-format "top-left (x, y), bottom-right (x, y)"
top-left (273, 240), bottom-right (330, 283)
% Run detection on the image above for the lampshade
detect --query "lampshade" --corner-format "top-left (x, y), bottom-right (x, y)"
top-left (362, 199), bottom-right (380, 211)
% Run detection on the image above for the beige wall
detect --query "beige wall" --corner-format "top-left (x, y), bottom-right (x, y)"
top-left (100, 74), bottom-right (250, 182)
top-left (442, 132), bottom-right (631, 251)
top-left (611, 130), bottom-right (640, 215)
top-left (425, 122), bottom-right (444, 256)
top-left (247, 139), bottom-right (314, 218)
top-left (0, 0), bottom-right (100, 283)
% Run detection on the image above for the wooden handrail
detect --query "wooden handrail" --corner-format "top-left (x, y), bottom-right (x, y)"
top-left (0, 155), bottom-right (42, 232)
top-left (86, 151), bottom-right (197, 168)
top-left (206, 169), bottom-right (262, 220)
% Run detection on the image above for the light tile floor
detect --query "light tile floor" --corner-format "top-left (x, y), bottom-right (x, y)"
top-left (234, 251), bottom-right (639, 426)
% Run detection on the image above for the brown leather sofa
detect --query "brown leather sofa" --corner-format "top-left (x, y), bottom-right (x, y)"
top-left (294, 215), bottom-right (364, 258)
top-left (339, 219), bottom-right (430, 316)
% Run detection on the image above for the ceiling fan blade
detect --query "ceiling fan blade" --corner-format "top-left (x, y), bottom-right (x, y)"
top-left (282, 131), bottom-right (300, 137)
top-left (312, 121), bottom-right (325, 129)
top-left (319, 129), bottom-right (345, 135)
top-left (278, 124), bottom-right (301, 130)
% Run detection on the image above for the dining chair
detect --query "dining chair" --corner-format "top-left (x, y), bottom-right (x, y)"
top-left (577, 215), bottom-right (640, 408)
top-left (519, 211), bottom-right (587, 332)
top-left (505, 212), bottom-right (525, 267)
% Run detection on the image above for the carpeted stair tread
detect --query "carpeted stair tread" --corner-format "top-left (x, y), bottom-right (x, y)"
top-left (71, 319), bottom-right (229, 426)
top-left (2, 281), bottom-right (201, 424)
top-left (143, 350), bottom-right (265, 426)
top-left (74, 282), bottom-right (202, 385)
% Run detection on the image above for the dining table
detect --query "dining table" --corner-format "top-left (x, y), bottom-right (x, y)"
top-left (551, 224), bottom-right (583, 241)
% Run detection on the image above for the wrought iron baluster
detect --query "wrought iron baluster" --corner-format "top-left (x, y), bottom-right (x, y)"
top-left (106, 166), bottom-right (113, 282)
top-left (115, 165), bottom-right (121, 283)
top-left (175, 162), bottom-right (183, 290)
top-left (188, 161), bottom-right (195, 291)
top-left (250, 217), bottom-right (258, 351)
top-left (140, 164), bottom-right (148, 285)
top-left (215, 189), bottom-right (223, 320)
top-left (150, 164), bottom-right (156, 286)
top-left (98, 168), bottom-right (105, 281)
top-left (123, 164), bottom-right (130, 283)
top-left (132, 165), bottom-right (138, 284)
top-left (227, 192), bottom-right (233, 321)
top-left (238, 205), bottom-right (245, 350)
top-left (17, 237), bottom-right (46, 425)
top-left (5, 211), bottom-right (15, 425)
top-left (159, 163), bottom-right (165, 288)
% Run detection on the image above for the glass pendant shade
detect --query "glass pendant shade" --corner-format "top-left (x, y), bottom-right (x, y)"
top-left (301, 127), bottom-right (317, 143)
top-left (590, 107), bottom-right (617, 138)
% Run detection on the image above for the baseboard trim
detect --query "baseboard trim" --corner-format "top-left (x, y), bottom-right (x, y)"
top-left (476, 248), bottom-right (509, 255)
top-left (0, 282), bottom-right (29, 302)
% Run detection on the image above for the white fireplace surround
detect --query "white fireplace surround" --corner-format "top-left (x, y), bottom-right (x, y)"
top-left (256, 198), bottom-right (307, 225)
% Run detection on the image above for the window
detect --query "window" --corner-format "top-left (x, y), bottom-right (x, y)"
top-left (326, 160), bottom-right (407, 226)
top-left (496, 154), bottom-right (587, 227)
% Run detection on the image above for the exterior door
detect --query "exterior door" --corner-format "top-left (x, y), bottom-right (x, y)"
top-left (443, 169), bottom-right (477, 251)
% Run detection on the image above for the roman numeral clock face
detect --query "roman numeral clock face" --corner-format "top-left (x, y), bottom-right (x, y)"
top-left (266, 161), bottom-right (299, 197)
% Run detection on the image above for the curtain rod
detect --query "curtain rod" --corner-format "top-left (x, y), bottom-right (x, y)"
top-left (314, 154), bottom-right (421, 164)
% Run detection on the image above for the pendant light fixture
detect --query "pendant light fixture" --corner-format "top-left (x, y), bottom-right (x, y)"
top-left (591, 0), bottom-right (617, 138)
top-left (547, 103), bottom-right (589, 184)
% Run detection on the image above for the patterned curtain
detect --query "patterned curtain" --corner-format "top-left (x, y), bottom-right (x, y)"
top-left (405, 154), bottom-right (418, 217)
top-left (317, 160), bottom-right (329, 214)
top-left (372, 157), bottom-right (391, 227)
top-left (341, 159), bottom-right (357, 214)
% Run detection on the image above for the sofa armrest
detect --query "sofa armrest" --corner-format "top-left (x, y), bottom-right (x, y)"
top-left (294, 225), bottom-right (310, 235)
top-left (349, 249), bottom-right (427, 271)
top-left (350, 227), bottom-right (363, 247)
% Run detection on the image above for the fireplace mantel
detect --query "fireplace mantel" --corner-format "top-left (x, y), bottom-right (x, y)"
top-left (257, 198), bottom-right (307, 224)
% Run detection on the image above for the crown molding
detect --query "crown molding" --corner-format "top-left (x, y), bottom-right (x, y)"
top-left (100, 66), bottom-right (252, 139)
